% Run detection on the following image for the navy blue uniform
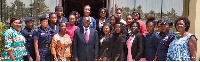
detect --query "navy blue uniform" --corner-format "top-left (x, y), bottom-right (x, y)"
top-left (21, 26), bottom-right (36, 61)
top-left (145, 32), bottom-right (159, 61)
top-left (56, 17), bottom-right (68, 26)
top-left (157, 31), bottom-right (175, 61)
top-left (33, 27), bottom-right (52, 61)
top-left (47, 24), bottom-right (59, 36)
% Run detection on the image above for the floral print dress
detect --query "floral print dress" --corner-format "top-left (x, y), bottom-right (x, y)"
top-left (51, 33), bottom-right (72, 61)
top-left (1, 27), bottom-right (27, 61)
top-left (167, 33), bottom-right (197, 61)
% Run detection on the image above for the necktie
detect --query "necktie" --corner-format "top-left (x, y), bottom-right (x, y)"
top-left (85, 28), bottom-right (89, 44)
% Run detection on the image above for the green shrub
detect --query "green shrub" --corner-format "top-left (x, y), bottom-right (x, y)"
top-left (0, 22), bottom-right (6, 55)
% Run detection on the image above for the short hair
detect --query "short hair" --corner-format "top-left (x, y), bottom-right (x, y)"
top-left (146, 20), bottom-right (156, 26)
top-left (116, 8), bottom-right (123, 12)
top-left (131, 21), bottom-right (141, 32)
top-left (98, 8), bottom-right (109, 18)
top-left (83, 5), bottom-right (91, 10)
top-left (157, 20), bottom-right (163, 26)
top-left (174, 16), bottom-right (190, 31)
top-left (70, 11), bottom-right (77, 15)
top-left (132, 11), bottom-right (141, 20)
top-left (10, 17), bottom-right (21, 26)
top-left (55, 6), bottom-right (63, 12)
top-left (114, 22), bottom-right (127, 34)
top-left (49, 12), bottom-right (57, 18)
top-left (102, 23), bottom-right (112, 32)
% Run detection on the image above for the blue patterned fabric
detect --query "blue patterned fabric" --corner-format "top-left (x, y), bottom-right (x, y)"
top-left (1, 27), bottom-right (27, 61)
top-left (167, 33), bottom-right (197, 61)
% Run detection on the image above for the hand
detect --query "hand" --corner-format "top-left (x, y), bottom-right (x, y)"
top-left (102, 57), bottom-right (107, 61)
top-left (94, 59), bottom-right (98, 61)
top-left (36, 55), bottom-right (40, 61)
top-left (74, 57), bottom-right (78, 61)
top-left (28, 57), bottom-right (33, 61)
top-left (54, 58), bottom-right (58, 61)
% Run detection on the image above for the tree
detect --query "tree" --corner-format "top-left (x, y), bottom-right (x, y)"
top-left (32, 0), bottom-right (50, 26)
top-left (10, 0), bottom-right (27, 20)
top-left (0, 0), bottom-right (11, 22)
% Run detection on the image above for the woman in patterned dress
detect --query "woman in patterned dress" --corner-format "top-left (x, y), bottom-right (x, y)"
top-left (1, 17), bottom-right (28, 61)
top-left (51, 22), bottom-right (72, 61)
top-left (167, 16), bottom-right (197, 61)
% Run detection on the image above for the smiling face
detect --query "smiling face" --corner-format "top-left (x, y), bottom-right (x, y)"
top-left (59, 23), bottom-right (66, 32)
top-left (40, 19), bottom-right (48, 28)
top-left (131, 23), bottom-right (139, 34)
top-left (69, 15), bottom-right (76, 25)
top-left (56, 8), bottom-right (63, 17)
top-left (103, 26), bottom-right (111, 35)
top-left (110, 16), bottom-right (116, 25)
top-left (11, 20), bottom-right (22, 31)
top-left (49, 13), bottom-right (57, 24)
top-left (115, 24), bottom-right (122, 34)
top-left (132, 13), bottom-right (139, 20)
top-left (146, 22), bottom-right (155, 33)
top-left (126, 15), bottom-right (133, 25)
top-left (100, 9), bottom-right (106, 18)
top-left (175, 20), bottom-right (186, 32)
top-left (84, 6), bottom-right (91, 17)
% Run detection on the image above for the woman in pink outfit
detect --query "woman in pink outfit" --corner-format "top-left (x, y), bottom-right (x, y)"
top-left (66, 14), bottom-right (78, 41)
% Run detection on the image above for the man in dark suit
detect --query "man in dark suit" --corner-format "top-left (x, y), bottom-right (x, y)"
top-left (73, 17), bottom-right (99, 61)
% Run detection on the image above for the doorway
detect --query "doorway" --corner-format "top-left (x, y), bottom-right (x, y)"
top-left (62, 0), bottom-right (106, 19)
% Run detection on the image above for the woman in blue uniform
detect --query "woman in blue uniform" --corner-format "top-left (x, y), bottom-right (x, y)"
top-left (21, 17), bottom-right (35, 61)
top-left (34, 15), bottom-right (52, 61)
top-left (157, 20), bottom-right (175, 61)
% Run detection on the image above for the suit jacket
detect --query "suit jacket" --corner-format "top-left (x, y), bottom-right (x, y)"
top-left (130, 32), bottom-right (145, 61)
top-left (72, 27), bottom-right (99, 61)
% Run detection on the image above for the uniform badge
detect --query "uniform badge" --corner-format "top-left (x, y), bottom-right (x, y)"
top-left (41, 33), bottom-right (45, 35)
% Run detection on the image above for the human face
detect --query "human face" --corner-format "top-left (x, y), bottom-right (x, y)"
top-left (157, 23), bottom-right (162, 32)
top-left (146, 22), bottom-right (155, 33)
top-left (11, 20), bottom-right (22, 31)
top-left (100, 9), bottom-right (106, 18)
top-left (103, 26), bottom-right (111, 35)
top-left (126, 15), bottom-right (133, 25)
top-left (59, 23), bottom-right (66, 32)
top-left (56, 9), bottom-right (63, 17)
top-left (116, 10), bottom-right (122, 19)
top-left (175, 20), bottom-right (186, 32)
top-left (40, 19), bottom-right (48, 28)
top-left (131, 23), bottom-right (138, 34)
top-left (69, 15), bottom-right (76, 25)
top-left (49, 14), bottom-right (57, 24)
top-left (25, 21), bottom-right (34, 29)
top-left (115, 24), bottom-right (122, 34)
top-left (161, 24), bottom-right (170, 33)
top-left (75, 12), bottom-right (80, 21)
top-left (133, 13), bottom-right (139, 20)
top-left (110, 16), bottom-right (116, 25)
top-left (84, 6), bottom-right (91, 17)
top-left (83, 17), bottom-right (90, 28)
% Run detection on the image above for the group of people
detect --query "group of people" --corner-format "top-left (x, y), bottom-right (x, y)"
top-left (1, 5), bottom-right (198, 61)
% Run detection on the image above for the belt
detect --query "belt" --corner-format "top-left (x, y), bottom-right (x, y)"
top-left (38, 43), bottom-right (50, 48)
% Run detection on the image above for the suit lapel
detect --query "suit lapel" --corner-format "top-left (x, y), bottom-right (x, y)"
top-left (80, 27), bottom-right (86, 44)
top-left (88, 28), bottom-right (93, 44)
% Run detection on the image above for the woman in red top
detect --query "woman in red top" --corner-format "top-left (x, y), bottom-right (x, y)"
top-left (66, 14), bottom-right (78, 41)
top-left (132, 11), bottom-right (146, 36)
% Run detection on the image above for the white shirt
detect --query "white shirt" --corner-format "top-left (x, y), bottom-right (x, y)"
top-left (83, 26), bottom-right (90, 36)
top-left (120, 19), bottom-right (126, 24)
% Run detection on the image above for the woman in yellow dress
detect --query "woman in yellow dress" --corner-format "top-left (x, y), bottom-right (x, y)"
top-left (51, 22), bottom-right (72, 61)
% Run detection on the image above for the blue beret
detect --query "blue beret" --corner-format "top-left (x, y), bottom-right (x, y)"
top-left (24, 17), bottom-right (34, 22)
top-left (39, 14), bottom-right (49, 22)
top-left (161, 20), bottom-right (173, 26)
